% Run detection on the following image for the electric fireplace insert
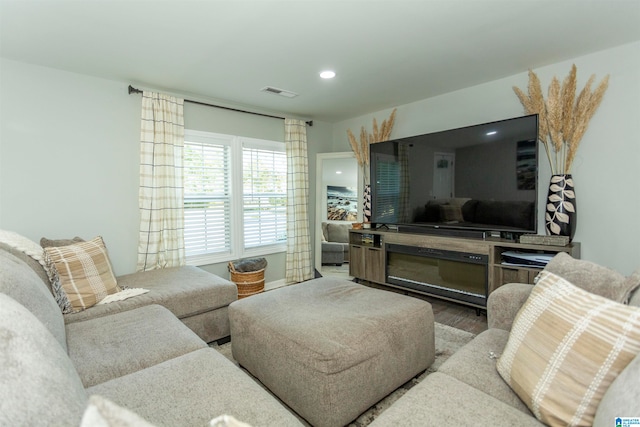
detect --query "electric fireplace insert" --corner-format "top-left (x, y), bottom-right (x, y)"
top-left (385, 243), bottom-right (489, 307)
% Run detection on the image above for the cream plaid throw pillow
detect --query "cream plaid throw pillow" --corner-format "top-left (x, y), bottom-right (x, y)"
top-left (44, 236), bottom-right (120, 313)
top-left (497, 271), bottom-right (640, 427)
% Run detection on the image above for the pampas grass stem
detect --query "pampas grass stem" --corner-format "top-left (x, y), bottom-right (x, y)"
top-left (513, 65), bottom-right (609, 175)
top-left (346, 109), bottom-right (398, 180)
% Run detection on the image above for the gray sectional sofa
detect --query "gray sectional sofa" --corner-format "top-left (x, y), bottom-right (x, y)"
top-left (2, 231), bottom-right (639, 426)
top-left (0, 242), bottom-right (303, 426)
top-left (2, 240), bottom-right (237, 344)
top-left (370, 256), bottom-right (640, 426)
top-left (321, 221), bottom-right (350, 265)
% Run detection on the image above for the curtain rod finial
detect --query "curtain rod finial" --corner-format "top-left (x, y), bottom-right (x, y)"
top-left (306, 120), bottom-right (313, 127)
top-left (128, 85), bottom-right (143, 95)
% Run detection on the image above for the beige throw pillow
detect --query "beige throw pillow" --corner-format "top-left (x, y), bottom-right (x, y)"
top-left (497, 271), bottom-right (640, 427)
top-left (439, 204), bottom-right (464, 222)
top-left (44, 236), bottom-right (120, 313)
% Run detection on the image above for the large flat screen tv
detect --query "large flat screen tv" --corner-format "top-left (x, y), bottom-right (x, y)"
top-left (369, 114), bottom-right (538, 236)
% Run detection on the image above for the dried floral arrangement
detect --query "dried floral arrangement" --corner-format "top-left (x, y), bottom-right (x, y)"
top-left (347, 108), bottom-right (397, 181)
top-left (513, 65), bottom-right (609, 174)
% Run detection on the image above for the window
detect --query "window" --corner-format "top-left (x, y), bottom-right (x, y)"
top-left (243, 142), bottom-right (287, 248)
top-left (184, 130), bottom-right (286, 265)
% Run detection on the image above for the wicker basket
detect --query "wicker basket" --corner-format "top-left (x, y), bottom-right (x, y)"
top-left (228, 262), bottom-right (265, 299)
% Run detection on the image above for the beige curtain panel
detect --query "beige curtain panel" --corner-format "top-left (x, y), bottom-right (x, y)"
top-left (284, 119), bottom-right (313, 283)
top-left (137, 91), bottom-right (186, 271)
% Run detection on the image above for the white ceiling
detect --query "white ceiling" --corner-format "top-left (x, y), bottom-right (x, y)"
top-left (1, 0), bottom-right (639, 123)
top-left (322, 156), bottom-right (358, 186)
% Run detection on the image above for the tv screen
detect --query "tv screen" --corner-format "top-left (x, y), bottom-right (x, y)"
top-left (369, 114), bottom-right (538, 235)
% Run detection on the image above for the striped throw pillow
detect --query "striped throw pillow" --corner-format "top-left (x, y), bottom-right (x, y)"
top-left (497, 271), bottom-right (640, 427)
top-left (44, 236), bottom-right (120, 313)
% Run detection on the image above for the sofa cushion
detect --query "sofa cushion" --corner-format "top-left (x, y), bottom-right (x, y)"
top-left (369, 372), bottom-right (544, 426)
top-left (497, 271), bottom-right (640, 427)
top-left (625, 269), bottom-right (640, 307)
top-left (87, 348), bottom-right (303, 426)
top-left (438, 328), bottom-right (531, 414)
top-left (321, 222), bottom-right (329, 241)
top-left (593, 353), bottom-right (640, 427)
top-left (66, 304), bottom-right (207, 387)
top-left (81, 396), bottom-right (254, 427)
top-left (81, 395), bottom-right (157, 427)
top-left (44, 236), bottom-right (120, 313)
top-left (486, 282), bottom-right (534, 331)
top-left (0, 293), bottom-right (87, 426)
top-left (543, 252), bottom-right (637, 303)
top-left (63, 266), bottom-right (238, 325)
top-left (0, 249), bottom-right (67, 351)
top-left (0, 229), bottom-right (47, 268)
top-left (0, 236), bottom-right (51, 287)
top-left (326, 222), bottom-right (350, 243)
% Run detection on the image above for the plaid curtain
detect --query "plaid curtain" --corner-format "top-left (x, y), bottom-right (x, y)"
top-left (136, 91), bottom-right (185, 271)
top-left (284, 119), bottom-right (313, 283)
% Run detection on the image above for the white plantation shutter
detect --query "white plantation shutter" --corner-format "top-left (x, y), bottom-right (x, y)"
top-left (184, 137), bottom-right (232, 257)
top-left (183, 130), bottom-right (287, 264)
top-left (242, 142), bottom-right (287, 249)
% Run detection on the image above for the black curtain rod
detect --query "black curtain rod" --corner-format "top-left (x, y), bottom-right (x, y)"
top-left (128, 85), bottom-right (312, 126)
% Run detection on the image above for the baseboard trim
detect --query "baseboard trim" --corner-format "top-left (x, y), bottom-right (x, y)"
top-left (264, 278), bottom-right (288, 291)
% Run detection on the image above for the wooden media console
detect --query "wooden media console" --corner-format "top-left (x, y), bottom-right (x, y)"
top-left (349, 229), bottom-right (580, 310)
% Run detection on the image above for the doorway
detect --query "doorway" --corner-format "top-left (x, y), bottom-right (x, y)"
top-left (315, 152), bottom-right (359, 279)
top-left (432, 152), bottom-right (455, 199)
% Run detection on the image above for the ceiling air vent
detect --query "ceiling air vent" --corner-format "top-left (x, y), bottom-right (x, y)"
top-left (260, 86), bottom-right (298, 98)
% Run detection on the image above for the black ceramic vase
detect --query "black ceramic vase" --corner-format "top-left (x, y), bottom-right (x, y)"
top-left (545, 174), bottom-right (576, 240)
top-left (363, 184), bottom-right (372, 222)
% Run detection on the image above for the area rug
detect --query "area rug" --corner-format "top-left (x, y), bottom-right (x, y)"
top-left (210, 322), bottom-right (475, 426)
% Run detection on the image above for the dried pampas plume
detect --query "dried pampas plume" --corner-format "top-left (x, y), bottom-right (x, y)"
top-left (347, 108), bottom-right (397, 172)
top-left (513, 65), bottom-right (609, 174)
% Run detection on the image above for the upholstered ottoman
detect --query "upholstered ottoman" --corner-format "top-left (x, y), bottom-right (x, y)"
top-left (229, 277), bottom-right (435, 427)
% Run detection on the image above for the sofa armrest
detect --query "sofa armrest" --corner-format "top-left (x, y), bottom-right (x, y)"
top-left (487, 283), bottom-right (534, 331)
top-left (593, 353), bottom-right (640, 426)
top-left (321, 241), bottom-right (344, 250)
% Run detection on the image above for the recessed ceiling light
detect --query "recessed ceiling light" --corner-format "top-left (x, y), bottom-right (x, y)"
top-left (320, 70), bottom-right (336, 79)
top-left (336, 170), bottom-right (342, 174)
top-left (486, 131), bottom-right (497, 136)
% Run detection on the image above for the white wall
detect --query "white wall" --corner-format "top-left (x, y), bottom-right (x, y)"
top-left (3, 41), bottom-right (637, 277)
top-left (333, 42), bottom-right (640, 275)
top-left (0, 58), bottom-right (140, 275)
top-left (0, 58), bottom-right (334, 279)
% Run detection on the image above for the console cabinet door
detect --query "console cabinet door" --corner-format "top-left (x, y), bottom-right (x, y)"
top-left (364, 247), bottom-right (385, 284)
top-left (349, 245), bottom-right (366, 279)
top-left (350, 245), bottom-right (385, 284)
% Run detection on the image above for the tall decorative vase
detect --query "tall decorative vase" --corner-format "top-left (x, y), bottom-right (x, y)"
top-left (363, 184), bottom-right (372, 223)
top-left (545, 174), bottom-right (576, 240)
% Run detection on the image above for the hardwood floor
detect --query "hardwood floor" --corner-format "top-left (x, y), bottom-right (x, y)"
top-left (361, 282), bottom-right (488, 336)
top-left (421, 296), bottom-right (488, 335)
